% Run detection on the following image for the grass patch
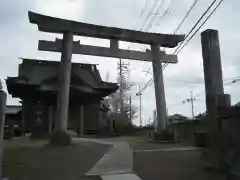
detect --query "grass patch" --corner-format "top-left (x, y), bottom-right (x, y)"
top-left (3, 141), bottom-right (110, 180)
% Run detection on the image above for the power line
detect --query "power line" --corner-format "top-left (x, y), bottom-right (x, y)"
top-left (131, 78), bottom-right (154, 100)
top-left (122, 1), bottom-right (161, 101)
top-left (175, 0), bottom-right (225, 55)
top-left (144, 0), bottom-right (165, 32)
top-left (132, 76), bottom-right (240, 104)
top-left (140, 0), bottom-right (149, 17)
top-left (142, 69), bottom-right (205, 83)
top-left (171, 76), bottom-right (240, 109)
top-left (132, 0), bottom-right (198, 83)
top-left (128, 0), bottom-right (162, 51)
top-left (165, 77), bottom-right (204, 84)
top-left (161, 0), bottom-right (199, 68)
top-left (156, 0), bottom-right (175, 28)
top-left (224, 75), bottom-right (240, 81)
top-left (139, 78), bottom-right (154, 93)
top-left (139, 0), bottom-right (176, 67)
top-left (138, 57), bottom-right (236, 105)
top-left (139, 0), bottom-right (175, 65)
top-left (139, 0), bottom-right (159, 31)
top-left (173, 0), bottom-right (199, 34)
top-left (125, 1), bottom-right (167, 103)
top-left (142, 0), bottom-right (199, 80)
top-left (139, 0), bottom-right (223, 93)
top-left (128, 0), bottom-right (170, 80)
top-left (192, 77), bottom-right (240, 99)
top-left (172, 0), bottom-right (219, 55)
top-left (224, 77), bottom-right (240, 86)
top-left (163, 0), bottom-right (221, 69)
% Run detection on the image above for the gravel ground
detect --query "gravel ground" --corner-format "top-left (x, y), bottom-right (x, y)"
top-left (134, 150), bottom-right (225, 180)
top-left (3, 139), bottom-right (110, 180)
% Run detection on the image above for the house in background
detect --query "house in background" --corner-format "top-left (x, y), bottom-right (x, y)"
top-left (168, 113), bottom-right (208, 143)
top-left (168, 100), bottom-right (240, 144)
top-left (168, 114), bottom-right (190, 124)
top-left (4, 105), bottom-right (22, 138)
top-left (6, 58), bottom-right (118, 137)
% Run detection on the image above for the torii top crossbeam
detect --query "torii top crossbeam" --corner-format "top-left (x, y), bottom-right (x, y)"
top-left (28, 11), bottom-right (184, 48)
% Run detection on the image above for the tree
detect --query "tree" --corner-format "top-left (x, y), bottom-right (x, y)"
top-left (105, 59), bottom-right (139, 124)
top-left (107, 82), bottom-right (138, 122)
top-left (122, 103), bottom-right (138, 120)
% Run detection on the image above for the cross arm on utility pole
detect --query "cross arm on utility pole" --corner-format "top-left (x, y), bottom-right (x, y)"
top-left (38, 39), bottom-right (178, 63)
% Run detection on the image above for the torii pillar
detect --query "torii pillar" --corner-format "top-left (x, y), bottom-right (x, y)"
top-left (151, 45), bottom-right (167, 131)
top-left (28, 11), bottom-right (184, 145)
top-left (50, 32), bottom-right (73, 145)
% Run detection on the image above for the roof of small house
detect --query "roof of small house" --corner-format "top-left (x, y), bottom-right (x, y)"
top-left (6, 58), bottom-right (118, 99)
top-left (5, 105), bottom-right (22, 115)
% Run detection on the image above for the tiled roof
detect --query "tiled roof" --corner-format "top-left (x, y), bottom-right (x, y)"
top-left (5, 105), bottom-right (22, 115)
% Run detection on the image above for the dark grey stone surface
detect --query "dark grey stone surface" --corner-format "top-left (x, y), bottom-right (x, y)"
top-left (0, 90), bottom-right (7, 178)
top-left (28, 11), bottom-right (184, 48)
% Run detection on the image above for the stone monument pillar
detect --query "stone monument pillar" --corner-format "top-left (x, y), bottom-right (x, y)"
top-left (201, 29), bottom-right (231, 169)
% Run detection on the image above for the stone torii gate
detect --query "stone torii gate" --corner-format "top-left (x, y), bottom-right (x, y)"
top-left (28, 11), bottom-right (184, 145)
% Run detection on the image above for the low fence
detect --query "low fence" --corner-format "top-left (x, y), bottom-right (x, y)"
top-left (219, 107), bottom-right (240, 177)
top-left (168, 119), bottom-right (206, 144)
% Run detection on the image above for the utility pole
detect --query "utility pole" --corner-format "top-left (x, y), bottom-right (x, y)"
top-left (117, 58), bottom-right (130, 113)
top-left (183, 91), bottom-right (196, 120)
top-left (119, 58), bottom-right (124, 113)
top-left (153, 109), bottom-right (157, 130)
top-left (190, 91), bottom-right (195, 120)
top-left (80, 105), bottom-right (84, 138)
top-left (140, 92), bottom-right (142, 126)
top-left (136, 91), bottom-right (142, 127)
top-left (129, 95), bottom-right (132, 123)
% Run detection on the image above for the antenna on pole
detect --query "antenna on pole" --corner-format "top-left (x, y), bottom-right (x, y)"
top-left (190, 91), bottom-right (195, 120)
top-left (105, 71), bottom-right (110, 82)
top-left (117, 58), bottom-right (130, 113)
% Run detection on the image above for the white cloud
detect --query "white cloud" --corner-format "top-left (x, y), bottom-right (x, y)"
top-left (34, 0), bottom-right (87, 21)
top-left (1, 0), bottom-right (240, 121)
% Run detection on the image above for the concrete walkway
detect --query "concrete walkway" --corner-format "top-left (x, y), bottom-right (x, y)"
top-left (86, 142), bottom-right (132, 175)
top-left (73, 138), bottom-right (141, 180)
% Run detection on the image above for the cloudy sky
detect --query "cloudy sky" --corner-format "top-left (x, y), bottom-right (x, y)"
top-left (1, 0), bottom-right (240, 125)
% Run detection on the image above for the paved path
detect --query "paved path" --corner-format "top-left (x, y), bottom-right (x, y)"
top-left (101, 174), bottom-right (142, 180)
top-left (73, 138), bottom-right (141, 180)
top-left (86, 142), bottom-right (132, 175)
